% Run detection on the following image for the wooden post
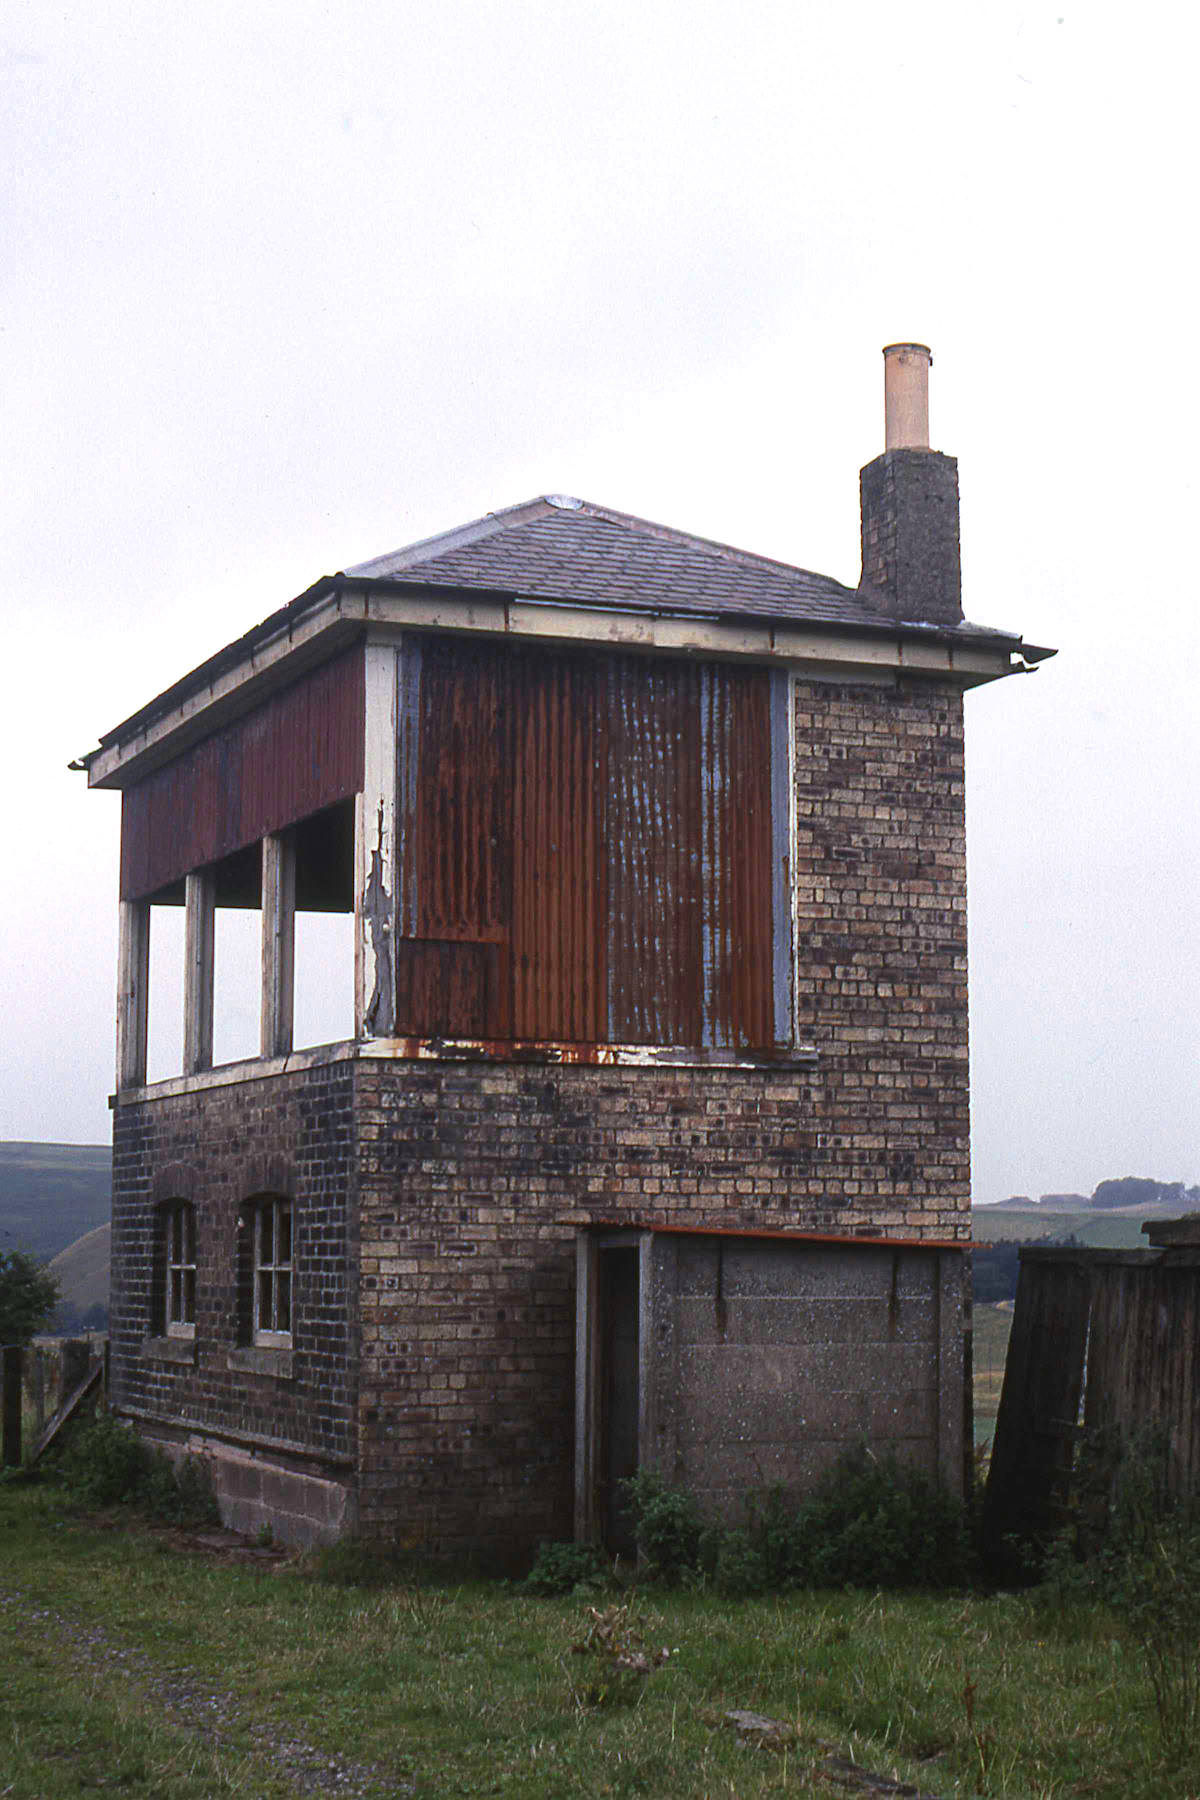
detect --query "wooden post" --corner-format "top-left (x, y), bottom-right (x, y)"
top-left (2, 1346), bottom-right (22, 1468)
top-left (261, 831), bottom-right (296, 1058)
top-left (355, 641), bottom-right (398, 1039)
top-left (116, 899), bottom-right (150, 1090)
top-left (183, 869), bottom-right (215, 1075)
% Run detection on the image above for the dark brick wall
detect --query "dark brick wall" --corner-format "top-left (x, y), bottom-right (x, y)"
top-left (110, 1061), bottom-right (358, 1472)
top-left (859, 449), bottom-right (962, 624)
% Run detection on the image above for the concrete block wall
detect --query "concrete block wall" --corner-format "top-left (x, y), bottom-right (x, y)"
top-left (646, 1234), bottom-right (967, 1520)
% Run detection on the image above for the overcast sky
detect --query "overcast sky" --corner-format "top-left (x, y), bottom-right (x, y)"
top-left (2, 1), bottom-right (1197, 1206)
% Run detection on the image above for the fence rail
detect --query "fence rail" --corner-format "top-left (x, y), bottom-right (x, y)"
top-left (1, 1337), bottom-right (108, 1468)
top-left (983, 1241), bottom-right (1200, 1555)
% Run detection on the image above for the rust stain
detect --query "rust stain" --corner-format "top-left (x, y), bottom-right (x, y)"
top-left (394, 635), bottom-right (775, 1049)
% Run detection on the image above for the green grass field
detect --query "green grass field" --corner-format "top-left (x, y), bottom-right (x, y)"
top-left (2, 1477), bottom-right (1197, 1798)
top-left (971, 1204), bottom-right (1167, 1248)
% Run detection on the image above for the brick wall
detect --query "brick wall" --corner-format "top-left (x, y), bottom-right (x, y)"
top-left (792, 677), bottom-right (970, 1234)
top-left (110, 1061), bottom-right (359, 1477)
top-left (110, 673), bottom-right (970, 1559)
top-left (353, 674), bottom-right (970, 1558)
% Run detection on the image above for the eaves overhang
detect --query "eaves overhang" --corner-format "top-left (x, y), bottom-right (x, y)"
top-left (75, 573), bottom-right (1055, 791)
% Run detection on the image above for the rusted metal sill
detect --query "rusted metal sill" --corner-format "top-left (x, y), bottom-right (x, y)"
top-left (579, 1220), bottom-right (975, 1250)
top-left (111, 1036), bottom-right (820, 1104)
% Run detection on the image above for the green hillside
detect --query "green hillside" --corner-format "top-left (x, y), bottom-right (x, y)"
top-left (0, 1142), bottom-right (111, 1263)
top-left (971, 1204), bottom-right (1177, 1249)
top-left (50, 1221), bottom-right (111, 1316)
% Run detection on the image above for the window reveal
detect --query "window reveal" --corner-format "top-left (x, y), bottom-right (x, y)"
top-left (396, 640), bottom-right (785, 1048)
top-left (254, 1198), bottom-right (293, 1345)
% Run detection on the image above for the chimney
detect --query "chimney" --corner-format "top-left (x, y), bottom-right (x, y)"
top-left (859, 343), bottom-right (962, 625)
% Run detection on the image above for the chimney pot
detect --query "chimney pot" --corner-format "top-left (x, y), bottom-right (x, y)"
top-left (883, 342), bottom-right (932, 450)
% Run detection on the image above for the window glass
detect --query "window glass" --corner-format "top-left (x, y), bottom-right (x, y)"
top-left (253, 1197), bottom-right (293, 1345)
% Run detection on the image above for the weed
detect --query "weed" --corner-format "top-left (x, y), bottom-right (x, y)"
top-left (54, 1413), bottom-right (218, 1527)
top-left (305, 1535), bottom-right (416, 1588)
top-left (626, 1451), bottom-right (971, 1595)
top-left (567, 1602), bottom-right (673, 1708)
top-left (621, 1469), bottom-right (708, 1582)
top-left (522, 1538), bottom-right (611, 1597)
top-left (1043, 1427), bottom-right (1200, 1764)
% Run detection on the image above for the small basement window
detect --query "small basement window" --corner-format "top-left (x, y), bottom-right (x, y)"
top-left (254, 1198), bottom-right (293, 1346)
top-left (164, 1201), bottom-right (196, 1338)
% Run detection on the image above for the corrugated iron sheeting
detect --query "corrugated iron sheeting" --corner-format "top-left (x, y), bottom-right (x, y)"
top-left (397, 636), bottom-right (774, 1048)
top-left (607, 656), bottom-right (703, 1045)
top-left (120, 648), bottom-right (364, 901)
top-left (512, 652), bottom-right (604, 1042)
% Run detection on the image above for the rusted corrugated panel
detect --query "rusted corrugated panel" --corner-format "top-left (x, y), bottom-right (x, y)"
top-left (606, 656), bottom-right (703, 1045)
top-left (120, 648), bottom-right (364, 900)
top-left (397, 636), bottom-right (512, 1037)
top-left (511, 650), bottom-right (605, 1042)
top-left (701, 663), bottom-right (774, 1049)
top-left (396, 635), bottom-right (774, 1049)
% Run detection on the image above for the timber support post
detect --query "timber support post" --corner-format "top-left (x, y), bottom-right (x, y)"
top-left (2, 1345), bottom-right (22, 1468)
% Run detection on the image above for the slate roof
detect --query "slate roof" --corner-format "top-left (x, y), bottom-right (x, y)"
top-left (345, 495), bottom-right (895, 631)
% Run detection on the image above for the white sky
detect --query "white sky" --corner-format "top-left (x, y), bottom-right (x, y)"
top-left (2, 1), bottom-right (1197, 1205)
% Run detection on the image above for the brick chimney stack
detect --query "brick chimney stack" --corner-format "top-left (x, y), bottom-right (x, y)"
top-left (859, 343), bottom-right (962, 625)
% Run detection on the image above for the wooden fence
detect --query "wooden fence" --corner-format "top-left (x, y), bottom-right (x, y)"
top-left (1, 1338), bottom-right (106, 1468)
top-left (983, 1236), bottom-right (1200, 1556)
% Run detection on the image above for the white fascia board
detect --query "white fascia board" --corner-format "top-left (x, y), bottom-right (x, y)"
top-left (86, 581), bottom-right (1019, 789)
top-left (85, 589), bottom-right (356, 789)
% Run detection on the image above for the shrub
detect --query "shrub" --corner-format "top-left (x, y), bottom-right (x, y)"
top-left (624, 1452), bottom-right (971, 1595)
top-left (523, 1539), bottom-right (611, 1597)
top-left (793, 1447), bottom-right (971, 1590)
top-left (622, 1470), bottom-right (707, 1583)
top-left (57, 1414), bottom-right (218, 1527)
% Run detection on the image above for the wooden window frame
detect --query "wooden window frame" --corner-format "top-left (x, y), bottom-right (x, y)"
top-left (253, 1197), bottom-right (293, 1348)
top-left (164, 1201), bottom-right (196, 1340)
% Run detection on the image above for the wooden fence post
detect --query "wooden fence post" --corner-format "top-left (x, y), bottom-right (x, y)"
top-left (2, 1346), bottom-right (22, 1467)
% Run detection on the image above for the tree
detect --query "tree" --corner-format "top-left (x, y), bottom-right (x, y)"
top-left (0, 1249), bottom-right (60, 1347)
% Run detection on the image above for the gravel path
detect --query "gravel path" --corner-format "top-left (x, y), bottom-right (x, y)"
top-left (0, 1584), bottom-right (406, 1797)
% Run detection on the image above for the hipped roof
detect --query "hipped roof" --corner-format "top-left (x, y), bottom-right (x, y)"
top-left (79, 494), bottom-right (1053, 776)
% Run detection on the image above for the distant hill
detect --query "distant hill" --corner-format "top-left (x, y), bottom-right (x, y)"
top-left (0, 1142), bottom-right (111, 1263)
top-left (971, 1199), bottom-right (1188, 1250)
top-left (50, 1221), bottom-right (111, 1319)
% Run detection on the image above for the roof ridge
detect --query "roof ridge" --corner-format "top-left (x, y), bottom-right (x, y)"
top-left (562, 499), bottom-right (857, 594)
top-left (344, 495), bottom-right (858, 595)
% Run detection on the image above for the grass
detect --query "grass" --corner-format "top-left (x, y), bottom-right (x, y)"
top-left (2, 1479), bottom-right (1198, 1798)
top-left (971, 1205), bottom-right (1166, 1249)
top-left (973, 1302), bottom-right (1013, 1446)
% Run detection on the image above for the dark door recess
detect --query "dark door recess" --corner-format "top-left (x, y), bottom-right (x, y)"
top-left (598, 1247), bottom-right (641, 1553)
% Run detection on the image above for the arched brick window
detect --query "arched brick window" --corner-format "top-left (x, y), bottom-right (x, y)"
top-left (157, 1200), bottom-right (196, 1338)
